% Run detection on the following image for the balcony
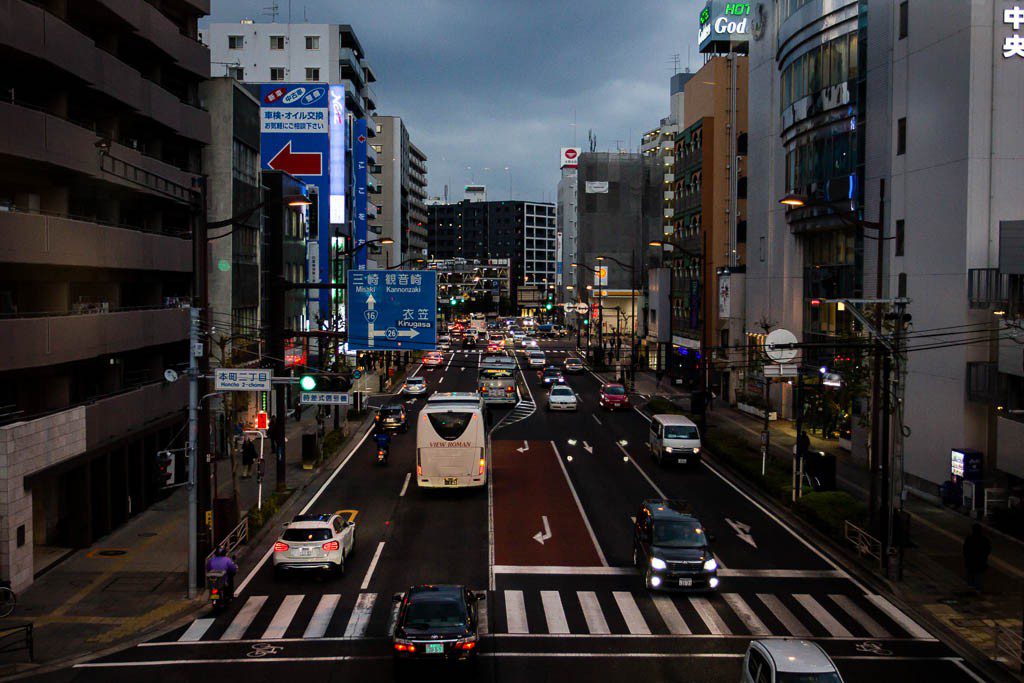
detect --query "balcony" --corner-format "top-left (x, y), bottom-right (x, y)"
top-left (94, 0), bottom-right (210, 78)
top-left (0, 306), bottom-right (189, 372)
top-left (968, 268), bottom-right (1023, 314)
top-left (0, 209), bottom-right (191, 272)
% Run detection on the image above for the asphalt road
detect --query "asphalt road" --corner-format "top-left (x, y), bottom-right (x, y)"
top-left (39, 340), bottom-right (989, 682)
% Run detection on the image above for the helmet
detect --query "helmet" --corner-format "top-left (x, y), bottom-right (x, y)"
top-left (215, 546), bottom-right (227, 557)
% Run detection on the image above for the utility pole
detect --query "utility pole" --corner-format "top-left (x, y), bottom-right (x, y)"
top-left (869, 180), bottom-right (887, 530)
top-left (187, 306), bottom-right (199, 598)
top-left (880, 352), bottom-right (892, 574)
top-left (189, 176), bottom-right (212, 596)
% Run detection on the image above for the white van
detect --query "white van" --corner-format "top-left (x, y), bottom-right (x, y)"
top-left (648, 414), bottom-right (702, 466)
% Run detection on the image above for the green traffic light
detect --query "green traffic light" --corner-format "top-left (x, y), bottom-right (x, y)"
top-left (545, 303), bottom-right (552, 310)
top-left (299, 375), bottom-right (317, 391)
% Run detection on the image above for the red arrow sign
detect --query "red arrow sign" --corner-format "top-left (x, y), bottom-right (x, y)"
top-left (268, 141), bottom-right (322, 176)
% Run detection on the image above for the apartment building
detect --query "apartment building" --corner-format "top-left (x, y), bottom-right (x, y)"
top-left (373, 116), bottom-right (429, 268)
top-left (0, 0), bottom-right (210, 590)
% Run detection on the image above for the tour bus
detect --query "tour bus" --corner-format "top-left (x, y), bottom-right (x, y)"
top-left (477, 354), bottom-right (518, 404)
top-left (417, 393), bottom-right (489, 489)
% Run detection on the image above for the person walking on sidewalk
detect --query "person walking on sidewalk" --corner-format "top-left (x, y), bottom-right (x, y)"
top-left (241, 437), bottom-right (257, 479)
top-left (963, 523), bottom-right (992, 590)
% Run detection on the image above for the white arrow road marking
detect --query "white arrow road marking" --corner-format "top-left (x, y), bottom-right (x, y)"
top-left (725, 518), bottom-right (757, 549)
top-left (516, 440), bottom-right (529, 453)
top-left (582, 441), bottom-right (593, 454)
top-left (533, 515), bottom-right (552, 545)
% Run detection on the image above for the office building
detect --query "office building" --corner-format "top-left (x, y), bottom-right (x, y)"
top-left (557, 148), bottom-right (580, 304)
top-left (373, 116), bottom-right (429, 268)
top-left (0, 0), bottom-right (210, 590)
top-left (432, 259), bottom-right (512, 317)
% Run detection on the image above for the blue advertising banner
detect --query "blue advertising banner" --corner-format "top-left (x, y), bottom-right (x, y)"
top-left (353, 119), bottom-right (369, 270)
top-left (346, 270), bottom-right (438, 351)
top-left (259, 83), bottom-right (335, 323)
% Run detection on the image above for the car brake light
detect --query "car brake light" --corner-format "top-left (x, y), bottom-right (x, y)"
top-left (273, 541), bottom-right (289, 552)
top-left (506, 386), bottom-right (513, 392)
top-left (456, 637), bottom-right (478, 650)
top-left (479, 458), bottom-right (485, 475)
top-left (417, 464), bottom-right (422, 476)
top-left (322, 540), bottom-right (340, 551)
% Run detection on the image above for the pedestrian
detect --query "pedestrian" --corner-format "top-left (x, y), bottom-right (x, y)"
top-left (241, 438), bottom-right (257, 479)
top-left (963, 523), bottom-right (991, 590)
top-left (796, 430), bottom-right (811, 459)
top-left (269, 415), bottom-right (279, 454)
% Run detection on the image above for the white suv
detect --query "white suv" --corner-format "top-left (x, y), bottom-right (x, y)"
top-left (273, 513), bottom-right (355, 577)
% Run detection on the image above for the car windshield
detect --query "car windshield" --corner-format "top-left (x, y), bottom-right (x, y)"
top-left (404, 598), bottom-right (467, 629)
top-left (604, 386), bottom-right (625, 395)
top-left (281, 528), bottom-right (332, 542)
top-left (406, 377), bottom-right (424, 384)
top-left (664, 425), bottom-right (698, 439)
top-left (652, 520), bottom-right (705, 548)
top-left (775, 673), bottom-right (842, 683)
top-left (566, 359), bottom-right (581, 365)
top-left (551, 386), bottom-right (574, 397)
top-left (382, 406), bottom-right (404, 416)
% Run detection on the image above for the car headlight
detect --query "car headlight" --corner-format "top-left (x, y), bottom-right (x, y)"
top-left (703, 558), bottom-right (718, 571)
top-left (663, 446), bottom-right (674, 453)
top-left (693, 447), bottom-right (701, 454)
top-left (650, 557), bottom-right (667, 570)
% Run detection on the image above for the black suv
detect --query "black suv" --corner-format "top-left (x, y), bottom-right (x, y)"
top-left (462, 335), bottom-right (477, 349)
top-left (376, 404), bottom-right (408, 432)
top-left (632, 499), bottom-right (718, 591)
top-left (392, 585), bottom-right (483, 667)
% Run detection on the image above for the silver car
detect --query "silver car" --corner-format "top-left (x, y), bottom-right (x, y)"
top-left (273, 513), bottom-right (355, 576)
top-left (403, 376), bottom-right (427, 395)
top-left (547, 384), bottom-right (578, 411)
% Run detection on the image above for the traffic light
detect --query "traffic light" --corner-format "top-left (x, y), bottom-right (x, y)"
top-left (299, 374), bottom-right (317, 391)
top-left (545, 302), bottom-right (553, 311)
top-left (582, 318), bottom-right (589, 326)
top-left (155, 450), bottom-right (175, 487)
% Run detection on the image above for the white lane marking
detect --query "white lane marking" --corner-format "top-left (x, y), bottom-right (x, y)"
top-left (504, 590), bottom-right (529, 634)
top-left (756, 593), bottom-right (811, 637)
top-left (829, 594), bottom-right (891, 638)
top-left (439, 375), bottom-right (445, 382)
top-left (712, 552), bottom-right (727, 570)
top-left (633, 406), bottom-right (652, 422)
top-left (721, 593), bottom-right (770, 636)
top-left (478, 596), bottom-right (489, 636)
top-left (795, 594), bottom-right (852, 637)
top-left (221, 595), bottom-right (267, 640)
top-left (689, 597), bottom-right (731, 635)
top-left (953, 658), bottom-right (990, 683)
top-left (360, 541), bottom-right (386, 590)
top-left (618, 442), bottom-right (667, 498)
top-left (343, 593), bottom-right (377, 638)
top-left (492, 565), bottom-right (633, 575)
top-left (652, 595), bottom-right (690, 635)
top-left (445, 353), bottom-right (454, 371)
top-left (541, 591), bottom-right (570, 634)
top-left (612, 592), bottom-right (651, 635)
top-left (592, 414), bottom-right (602, 425)
top-left (577, 591), bottom-right (610, 634)
top-left (716, 568), bottom-right (846, 578)
top-left (262, 594), bottom-right (304, 639)
top-left (551, 441), bottom-right (609, 566)
top-left (865, 594), bottom-right (936, 640)
top-left (399, 472), bottom-right (411, 497)
top-left (178, 618), bottom-right (215, 642)
top-left (303, 594), bottom-right (341, 639)
top-left (233, 423), bottom-right (375, 597)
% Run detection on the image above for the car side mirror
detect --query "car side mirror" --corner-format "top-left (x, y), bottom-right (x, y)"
top-left (392, 593), bottom-right (403, 603)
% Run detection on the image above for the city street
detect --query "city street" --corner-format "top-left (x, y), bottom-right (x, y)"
top-left (39, 341), bottom-right (985, 683)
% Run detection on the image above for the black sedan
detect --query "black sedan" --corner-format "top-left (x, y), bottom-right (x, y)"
top-left (375, 404), bottom-right (408, 432)
top-left (540, 366), bottom-right (566, 385)
top-left (392, 585), bottom-right (482, 667)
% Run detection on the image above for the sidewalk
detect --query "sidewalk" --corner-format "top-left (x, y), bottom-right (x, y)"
top-left (0, 376), bottom-right (386, 673)
top-left (622, 368), bottom-right (1024, 674)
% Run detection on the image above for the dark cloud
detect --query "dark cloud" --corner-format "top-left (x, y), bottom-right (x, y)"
top-left (207, 0), bottom-right (704, 202)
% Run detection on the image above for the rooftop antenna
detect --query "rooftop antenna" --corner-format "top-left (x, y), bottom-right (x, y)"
top-left (287, 0), bottom-right (292, 23)
top-left (304, 5), bottom-right (308, 20)
top-left (262, 1), bottom-right (279, 21)
top-left (669, 53), bottom-right (681, 74)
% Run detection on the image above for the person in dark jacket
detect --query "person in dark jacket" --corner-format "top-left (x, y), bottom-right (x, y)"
top-left (963, 523), bottom-right (992, 590)
top-left (241, 438), bottom-right (257, 479)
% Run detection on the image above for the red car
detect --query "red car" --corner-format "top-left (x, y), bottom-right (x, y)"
top-left (599, 383), bottom-right (629, 410)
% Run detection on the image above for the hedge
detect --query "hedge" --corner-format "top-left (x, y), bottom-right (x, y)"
top-left (794, 491), bottom-right (867, 537)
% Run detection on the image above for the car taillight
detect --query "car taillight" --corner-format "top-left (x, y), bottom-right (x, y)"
top-left (273, 541), bottom-right (289, 552)
top-left (480, 386), bottom-right (488, 393)
top-left (456, 637), bottom-right (478, 650)
top-left (322, 540), bottom-right (340, 552)
top-left (394, 641), bottom-right (416, 652)
top-left (505, 386), bottom-right (513, 392)
top-left (417, 464), bottom-right (422, 476)
top-left (478, 458), bottom-right (485, 475)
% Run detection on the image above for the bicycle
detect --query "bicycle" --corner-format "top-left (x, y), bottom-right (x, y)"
top-left (0, 582), bottom-right (17, 618)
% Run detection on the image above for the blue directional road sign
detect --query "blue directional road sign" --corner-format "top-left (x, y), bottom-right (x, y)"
top-left (347, 270), bottom-right (437, 351)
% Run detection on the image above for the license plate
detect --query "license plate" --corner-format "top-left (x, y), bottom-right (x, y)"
top-left (425, 643), bottom-right (444, 654)
top-left (679, 458), bottom-right (688, 464)
top-left (299, 547), bottom-right (312, 557)
top-left (444, 477), bottom-right (458, 486)
top-left (678, 578), bottom-right (693, 587)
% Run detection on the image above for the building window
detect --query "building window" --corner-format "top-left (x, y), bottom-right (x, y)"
top-left (898, 1), bottom-right (909, 39)
top-left (895, 219), bottom-right (905, 256)
top-left (270, 35), bottom-right (285, 50)
top-left (305, 67), bottom-right (320, 81)
top-left (228, 66), bottom-right (244, 80)
top-left (228, 35), bottom-right (244, 49)
top-left (897, 117), bottom-right (907, 155)
top-left (270, 67), bottom-right (285, 81)
top-left (305, 35), bottom-right (320, 50)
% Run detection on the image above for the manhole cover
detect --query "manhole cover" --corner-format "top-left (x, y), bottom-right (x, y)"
top-left (138, 532), bottom-right (157, 538)
top-left (97, 550), bottom-right (127, 557)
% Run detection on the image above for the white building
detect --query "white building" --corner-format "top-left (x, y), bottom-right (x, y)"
top-left (373, 116), bottom-right (429, 268)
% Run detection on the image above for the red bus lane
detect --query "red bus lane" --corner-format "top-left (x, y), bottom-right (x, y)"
top-left (492, 440), bottom-right (604, 567)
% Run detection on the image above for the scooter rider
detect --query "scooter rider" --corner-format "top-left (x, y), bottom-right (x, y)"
top-left (373, 428), bottom-right (391, 462)
top-left (206, 546), bottom-right (238, 595)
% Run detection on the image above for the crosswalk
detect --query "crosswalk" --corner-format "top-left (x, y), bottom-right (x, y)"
top-left (169, 588), bottom-right (932, 643)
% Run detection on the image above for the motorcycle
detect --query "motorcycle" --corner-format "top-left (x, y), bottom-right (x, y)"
top-left (207, 570), bottom-right (233, 612)
top-left (376, 445), bottom-right (389, 465)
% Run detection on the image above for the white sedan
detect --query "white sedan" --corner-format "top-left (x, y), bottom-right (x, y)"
top-left (547, 384), bottom-right (578, 411)
top-left (273, 513), bottom-right (355, 576)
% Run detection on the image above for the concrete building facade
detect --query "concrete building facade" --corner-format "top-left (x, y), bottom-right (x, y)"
top-left (373, 116), bottom-right (428, 268)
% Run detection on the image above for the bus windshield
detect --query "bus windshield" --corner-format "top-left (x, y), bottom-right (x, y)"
top-left (427, 412), bottom-right (473, 440)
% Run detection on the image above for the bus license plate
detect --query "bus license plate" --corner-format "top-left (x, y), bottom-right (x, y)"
top-left (678, 578), bottom-right (693, 587)
top-left (444, 477), bottom-right (458, 486)
top-left (426, 643), bottom-right (444, 654)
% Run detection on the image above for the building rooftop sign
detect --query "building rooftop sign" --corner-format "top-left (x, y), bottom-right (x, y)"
top-left (698, 1), bottom-right (751, 55)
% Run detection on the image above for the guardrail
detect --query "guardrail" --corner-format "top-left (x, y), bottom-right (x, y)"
top-left (0, 624), bottom-right (33, 662)
top-left (844, 520), bottom-right (882, 568)
top-left (206, 516), bottom-right (249, 565)
top-left (993, 624), bottom-right (1023, 674)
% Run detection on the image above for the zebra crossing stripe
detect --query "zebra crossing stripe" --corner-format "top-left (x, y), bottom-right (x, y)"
top-left (478, 597), bottom-right (489, 636)
top-left (577, 591), bottom-right (610, 634)
top-left (303, 594), bottom-right (341, 639)
top-left (344, 593), bottom-right (377, 639)
top-left (795, 594), bottom-right (852, 638)
top-left (613, 592), bottom-right (651, 635)
top-left (652, 595), bottom-right (690, 635)
top-left (178, 618), bottom-right (215, 642)
top-left (263, 595), bottom-right (304, 639)
top-left (865, 594), bottom-right (934, 640)
top-left (829, 594), bottom-right (890, 638)
top-left (541, 591), bottom-right (570, 634)
top-left (689, 597), bottom-right (731, 635)
top-left (722, 593), bottom-right (770, 636)
top-left (756, 593), bottom-right (811, 637)
top-left (505, 590), bottom-right (529, 634)
top-left (221, 596), bottom-right (267, 640)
